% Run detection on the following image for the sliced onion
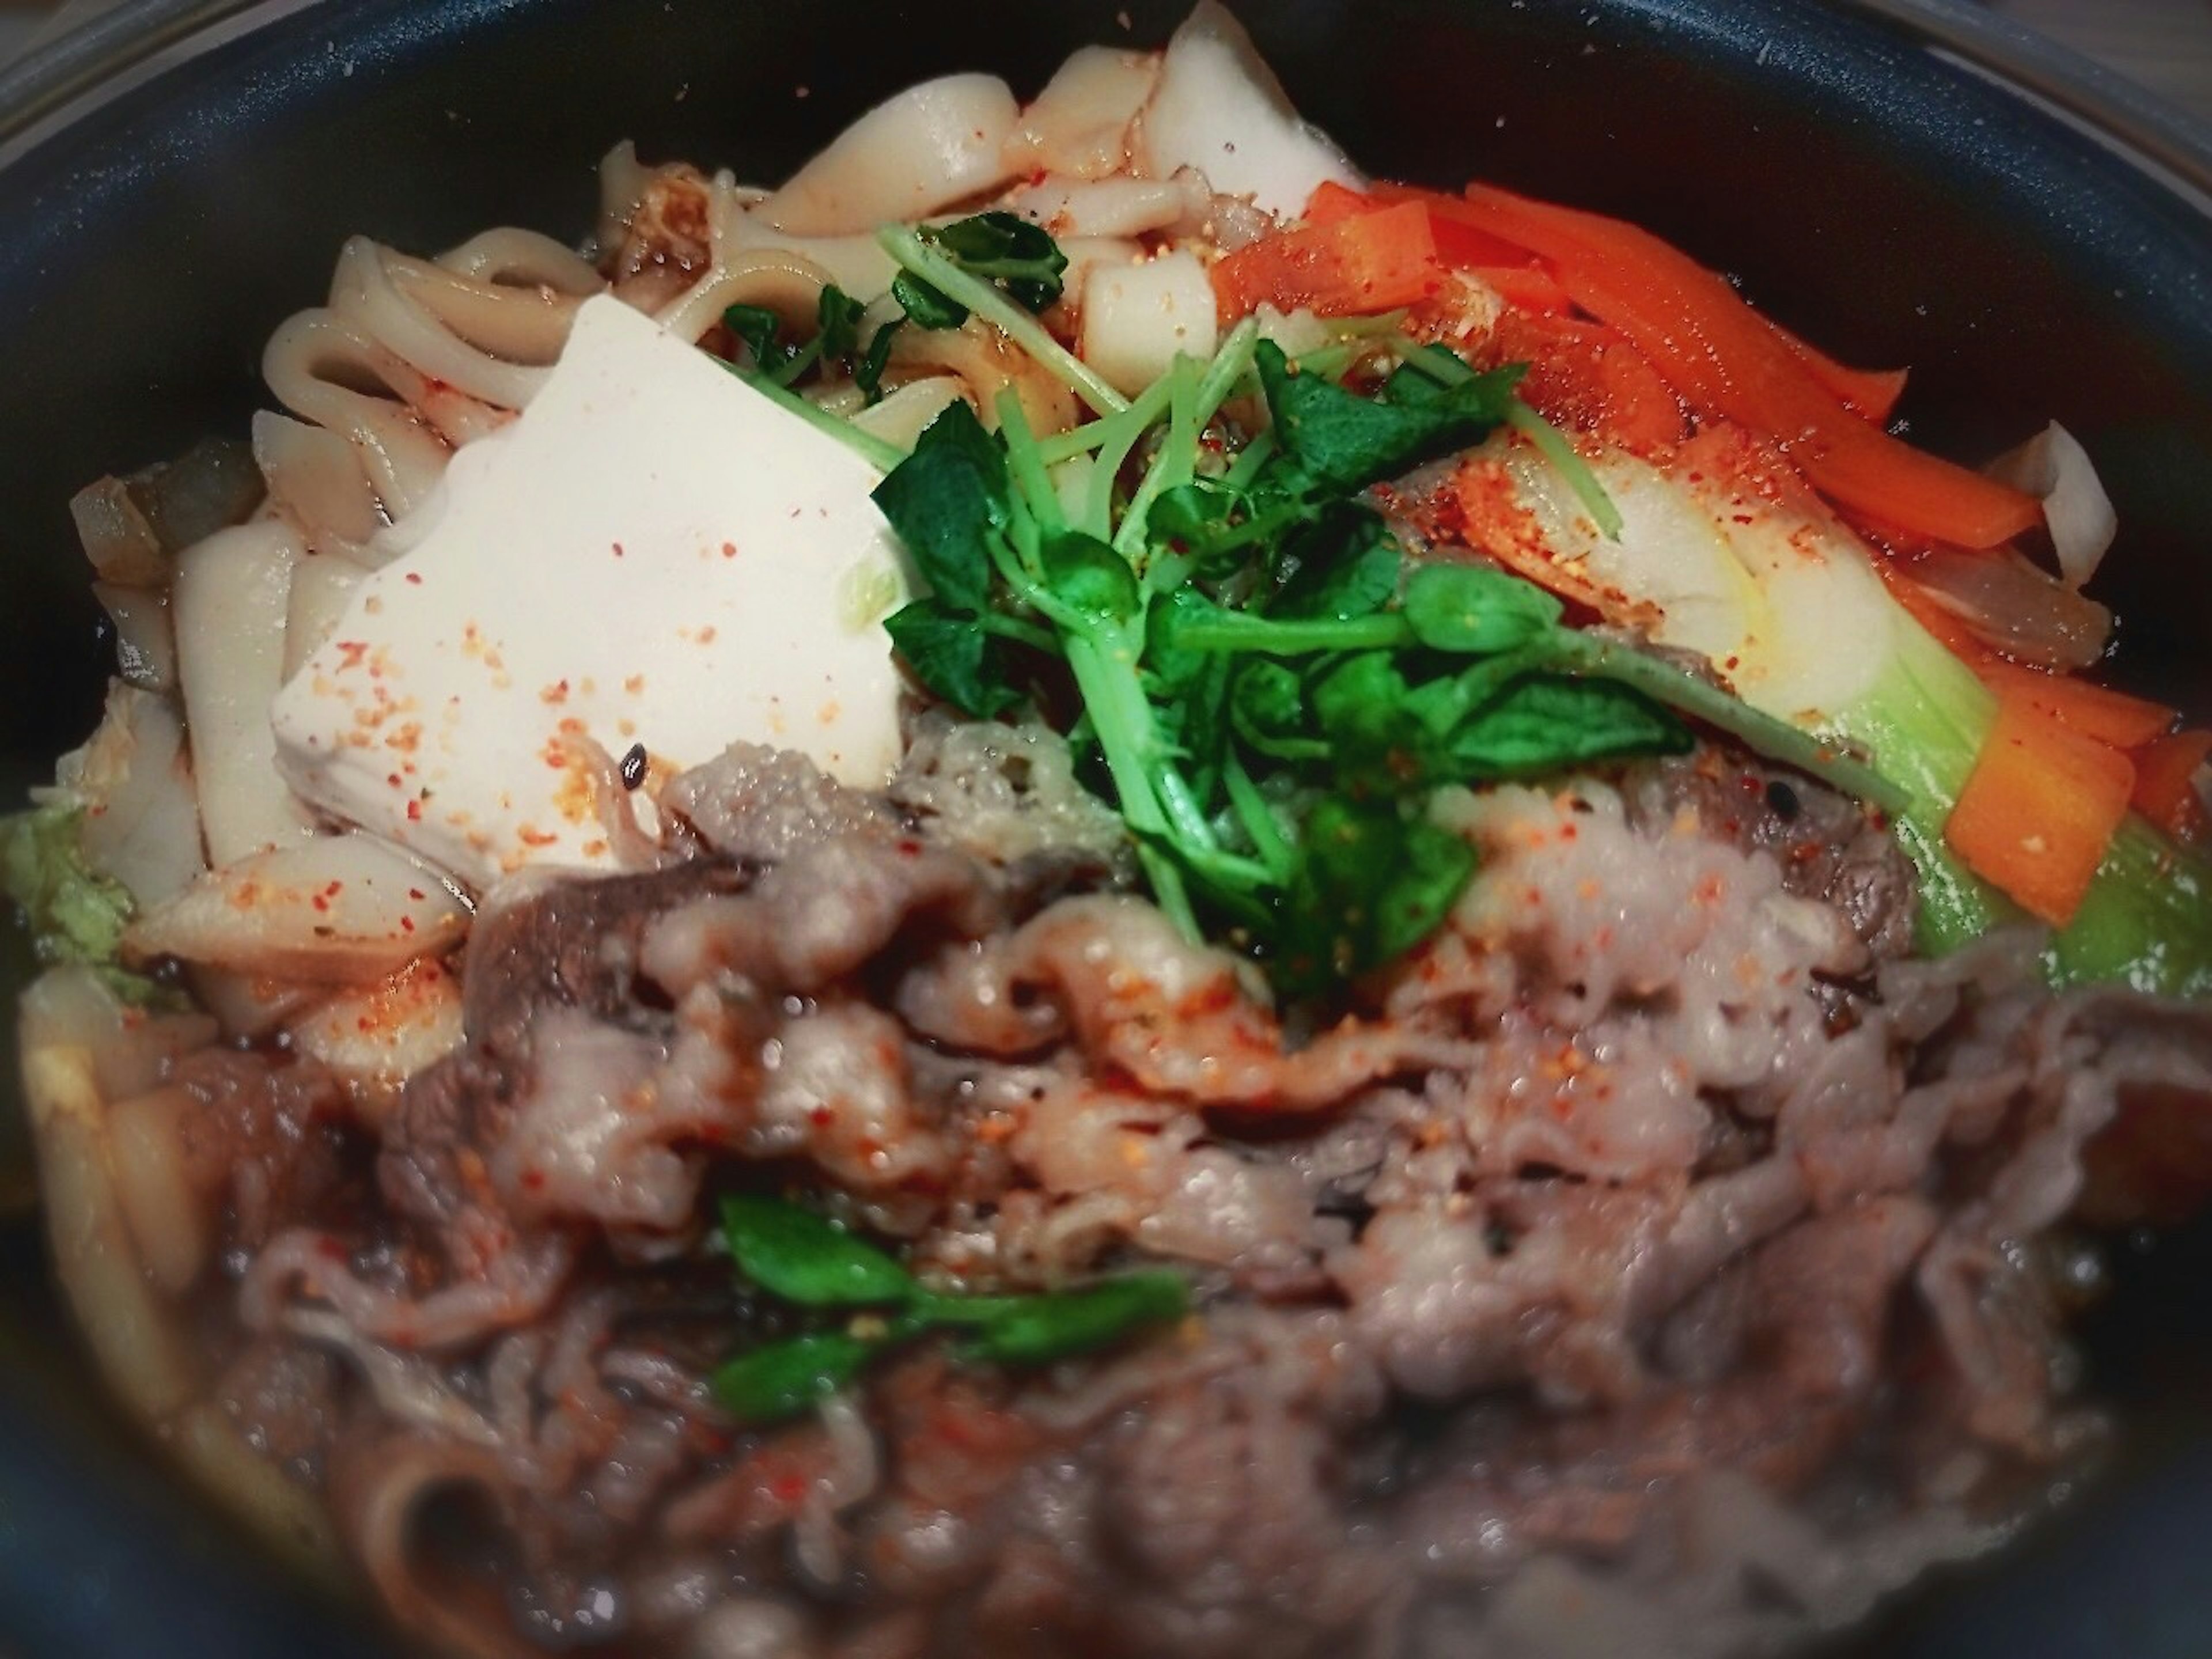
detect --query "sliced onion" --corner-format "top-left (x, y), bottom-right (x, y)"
top-left (1984, 421), bottom-right (2116, 589)
top-left (1908, 544), bottom-right (2112, 671)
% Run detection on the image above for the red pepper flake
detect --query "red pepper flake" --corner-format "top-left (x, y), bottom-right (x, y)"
top-left (404, 571), bottom-right (424, 585)
top-left (611, 541), bottom-right (626, 558)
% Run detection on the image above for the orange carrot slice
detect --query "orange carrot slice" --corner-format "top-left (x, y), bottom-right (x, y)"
top-left (1946, 688), bottom-right (2136, 926)
top-left (1450, 182), bottom-right (2039, 548)
top-left (1211, 200), bottom-right (1441, 324)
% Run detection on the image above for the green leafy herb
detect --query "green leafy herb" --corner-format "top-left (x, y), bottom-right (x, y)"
top-left (0, 803), bottom-right (170, 1006)
top-left (711, 1197), bottom-right (1192, 1425)
top-left (892, 269), bottom-right (968, 331)
top-left (722, 302), bottom-right (787, 373)
top-left (1275, 798), bottom-right (1479, 992)
top-left (882, 599), bottom-right (1022, 719)
top-left (710, 1330), bottom-right (881, 1426)
top-left (1257, 338), bottom-right (1521, 490)
top-left (855, 304), bottom-right (1911, 991)
top-left (816, 285), bottom-right (865, 362)
top-left (872, 399), bottom-right (1010, 612)
top-left (924, 211), bottom-right (1069, 312)
top-left (1448, 676), bottom-right (1693, 778)
top-left (856, 319), bottom-right (903, 403)
top-left (955, 1272), bottom-right (1189, 1365)
top-left (719, 1195), bottom-right (915, 1307)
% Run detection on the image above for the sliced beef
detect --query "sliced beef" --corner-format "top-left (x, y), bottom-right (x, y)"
top-left (1624, 751), bottom-right (1918, 963)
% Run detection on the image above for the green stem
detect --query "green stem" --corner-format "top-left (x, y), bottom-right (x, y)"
top-left (1221, 750), bottom-right (1296, 884)
top-left (1222, 428), bottom-right (1278, 491)
top-left (1194, 316), bottom-right (1262, 430)
top-left (1393, 336), bottom-right (1624, 541)
top-left (1550, 632), bottom-right (1912, 816)
top-left (1173, 612), bottom-right (1414, 655)
top-left (719, 360), bottom-right (906, 473)
top-left (877, 225), bottom-right (1129, 418)
top-left (1115, 359), bottom-right (1200, 558)
top-left (995, 387), bottom-right (1063, 534)
top-left (1505, 402), bottom-right (1625, 541)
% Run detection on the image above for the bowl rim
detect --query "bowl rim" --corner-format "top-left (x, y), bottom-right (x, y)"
top-left (5, 0), bottom-right (2212, 195)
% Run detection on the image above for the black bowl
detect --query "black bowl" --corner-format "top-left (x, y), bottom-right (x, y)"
top-left (2, 1), bottom-right (2211, 1655)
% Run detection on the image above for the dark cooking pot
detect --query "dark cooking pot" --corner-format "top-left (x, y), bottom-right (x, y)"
top-left (2, 1), bottom-right (2210, 1654)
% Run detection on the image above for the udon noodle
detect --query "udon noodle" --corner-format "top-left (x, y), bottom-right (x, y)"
top-left (10, 7), bottom-right (2212, 1658)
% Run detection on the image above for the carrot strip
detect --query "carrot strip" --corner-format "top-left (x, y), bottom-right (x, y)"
top-left (1304, 182), bottom-right (1570, 312)
top-left (1450, 182), bottom-right (2040, 548)
top-left (1977, 661), bottom-right (2177, 751)
top-left (1302, 179), bottom-right (1380, 225)
top-left (1211, 199), bottom-right (1441, 323)
top-left (1483, 310), bottom-right (1684, 453)
top-left (2133, 729), bottom-right (2212, 843)
top-left (1463, 263), bottom-right (1574, 315)
top-left (1766, 316), bottom-right (1908, 423)
top-left (1945, 688), bottom-right (2136, 926)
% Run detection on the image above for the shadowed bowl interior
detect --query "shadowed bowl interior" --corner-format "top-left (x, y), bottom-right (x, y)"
top-left (0, 1), bottom-right (2209, 1654)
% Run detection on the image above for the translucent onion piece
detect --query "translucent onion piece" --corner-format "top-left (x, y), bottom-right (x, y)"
top-left (124, 833), bottom-right (468, 985)
top-left (286, 958), bottom-right (464, 1127)
top-left (1911, 544), bottom-right (2113, 671)
top-left (1986, 421), bottom-right (2116, 589)
top-left (18, 1025), bottom-right (203, 1422)
top-left (90, 581), bottom-right (176, 694)
top-left (107, 1086), bottom-right (210, 1295)
top-left (69, 477), bottom-right (167, 588)
top-left (55, 680), bottom-right (206, 911)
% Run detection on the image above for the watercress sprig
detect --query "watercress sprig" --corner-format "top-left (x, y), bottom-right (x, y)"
top-left (710, 1198), bottom-right (1190, 1425)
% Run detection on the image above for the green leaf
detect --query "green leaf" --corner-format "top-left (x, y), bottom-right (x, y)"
top-left (719, 1195), bottom-right (917, 1307)
top-left (0, 805), bottom-right (154, 991)
top-left (856, 319), bottom-right (903, 404)
top-left (710, 1331), bottom-right (881, 1426)
top-left (892, 269), bottom-right (968, 331)
top-left (925, 211), bottom-right (1070, 312)
top-left (1271, 504), bottom-right (1399, 620)
top-left (1150, 479), bottom-right (1240, 547)
top-left (1275, 797), bottom-right (1478, 990)
top-left (1039, 531), bottom-right (1142, 627)
top-left (722, 302), bottom-right (787, 371)
top-left (1230, 659), bottom-right (1324, 760)
top-left (1146, 588), bottom-right (1236, 768)
top-left (817, 285), bottom-right (865, 363)
top-left (1256, 339), bottom-right (1522, 491)
top-left (870, 400), bottom-right (1010, 611)
top-left (956, 1271), bottom-right (1189, 1366)
top-left (1447, 676), bottom-right (1692, 779)
top-left (885, 599), bottom-right (1024, 719)
top-left (1401, 564), bottom-right (1563, 653)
